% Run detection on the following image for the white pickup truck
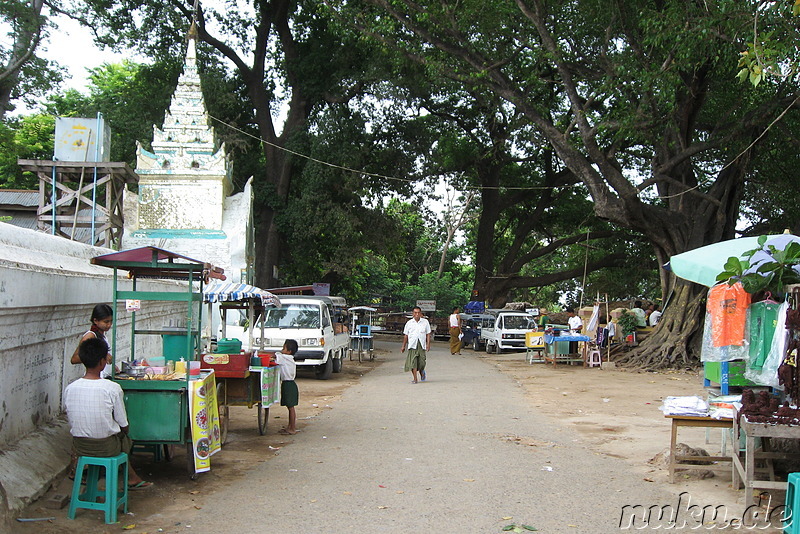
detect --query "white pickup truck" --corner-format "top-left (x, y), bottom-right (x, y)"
top-left (258, 296), bottom-right (349, 379)
top-left (480, 310), bottom-right (535, 353)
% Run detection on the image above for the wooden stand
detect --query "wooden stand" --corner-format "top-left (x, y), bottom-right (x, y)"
top-left (732, 414), bottom-right (800, 506)
top-left (666, 415), bottom-right (733, 484)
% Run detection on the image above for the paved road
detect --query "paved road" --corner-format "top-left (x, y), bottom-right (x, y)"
top-left (172, 339), bottom-right (693, 534)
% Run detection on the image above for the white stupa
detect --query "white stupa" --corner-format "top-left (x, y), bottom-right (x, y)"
top-left (123, 24), bottom-right (253, 284)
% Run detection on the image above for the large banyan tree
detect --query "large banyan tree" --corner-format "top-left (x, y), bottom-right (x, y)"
top-left (324, 0), bottom-right (800, 367)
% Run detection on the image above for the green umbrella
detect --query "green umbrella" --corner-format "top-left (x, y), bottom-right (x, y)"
top-left (667, 235), bottom-right (785, 287)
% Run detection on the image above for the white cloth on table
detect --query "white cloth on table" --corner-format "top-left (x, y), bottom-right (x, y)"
top-left (404, 317), bottom-right (431, 350)
top-left (64, 378), bottom-right (128, 438)
top-left (659, 396), bottom-right (708, 417)
top-left (274, 351), bottom-right (297, 381)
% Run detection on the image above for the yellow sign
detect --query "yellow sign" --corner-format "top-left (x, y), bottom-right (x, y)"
top-left (189, 371), bottom-right (222, 473)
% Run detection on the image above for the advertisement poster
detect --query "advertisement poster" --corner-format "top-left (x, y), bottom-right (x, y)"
top-left (260, 366), bottom-right (281, 407)
top-left (189, 371), bottom-right (222, 473)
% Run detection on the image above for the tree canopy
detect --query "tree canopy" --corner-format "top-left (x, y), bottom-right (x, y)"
top-left (320, 0), bottom-right (800, 365)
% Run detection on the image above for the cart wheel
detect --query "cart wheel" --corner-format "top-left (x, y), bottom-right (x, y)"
top-left (258, 404), bottom-right (269, 435)
top-left (186, 442), bottom-right (197, 480)
top-left (216, 381), bottom-right (229, 445)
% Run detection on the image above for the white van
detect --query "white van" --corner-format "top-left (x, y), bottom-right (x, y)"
top-left (258, 296), bottom-right (349, 379)
top-left (480, 310), bottom-right (535, 353)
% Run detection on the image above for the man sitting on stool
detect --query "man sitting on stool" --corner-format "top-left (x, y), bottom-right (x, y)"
top-left (64, 337), bottom-right (152, 489)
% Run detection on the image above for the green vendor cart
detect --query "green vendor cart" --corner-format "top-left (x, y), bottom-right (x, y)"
top-left (91, 246), bottom-right (225, 479)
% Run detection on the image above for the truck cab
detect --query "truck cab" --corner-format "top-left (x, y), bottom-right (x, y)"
top-left (480, 310), bottom-right (535, 353)
top-left (258, 296), bottom-right (349, 379)
top-left (460, 313), bottom-right (494, 351)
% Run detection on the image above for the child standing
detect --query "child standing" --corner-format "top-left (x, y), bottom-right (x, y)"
top-left (64, 337), bottom-right (151, 489)
top-left (276, 339), bottom-right (299, 435)
top-left (71, 304), bottom-right (114, 377)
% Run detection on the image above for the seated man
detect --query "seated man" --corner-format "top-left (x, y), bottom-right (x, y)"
top-left (64, 337), bottom-right (152, 489)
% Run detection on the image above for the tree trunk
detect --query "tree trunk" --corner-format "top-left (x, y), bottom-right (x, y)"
top-left (614, 281), bottom-right (706, 369)
top-left (0, 0), bottom-right (44, 118)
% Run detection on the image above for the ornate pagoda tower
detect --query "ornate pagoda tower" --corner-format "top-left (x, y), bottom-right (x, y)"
top-left (123, 25), bottom-right (253, 284)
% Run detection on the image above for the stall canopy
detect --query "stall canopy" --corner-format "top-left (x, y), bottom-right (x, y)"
top-left (666, 234), bottom-right (800, 287)
top-left (92, 245), bottom-right (225, 281)
top-left (203, 280), bottom-right (281, 308)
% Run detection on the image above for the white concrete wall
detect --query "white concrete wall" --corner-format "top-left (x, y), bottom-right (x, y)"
top-left (0, 222), bottom-right (190, 447)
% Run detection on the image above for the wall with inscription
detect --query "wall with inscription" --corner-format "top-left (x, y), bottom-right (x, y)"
top-left (0, 223), bottom-right (194, 447)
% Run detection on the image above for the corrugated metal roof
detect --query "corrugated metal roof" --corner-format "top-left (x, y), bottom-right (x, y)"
top-left (0, 189), bottom-right (37, 207)
top-left (0, 211), bottom-right (37, 230)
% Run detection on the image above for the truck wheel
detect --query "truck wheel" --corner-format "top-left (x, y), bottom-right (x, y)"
top-left (485, 341), bottom-right (491, 353)
top-left (495, 342), bottom-right (502, 354)
top-left (473, 338), bottom-right (481, 351)
top-left (332, 352), bottom-right (343, 373)
top-left (315, 356), bottom-right (333, 380)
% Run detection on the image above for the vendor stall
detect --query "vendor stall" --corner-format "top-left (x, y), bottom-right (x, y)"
top-left (91, 246), bottom-right (224, 479)
top-left (202, 281), bottom-right (282, 439)
top-left (667, 234), bottom-right (800, 504)
top-left (348, 306), bottom-right (377, 362)
top-left (542, 325), bottom-right (590, 366)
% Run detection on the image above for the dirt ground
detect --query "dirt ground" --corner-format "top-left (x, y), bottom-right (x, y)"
top-left (13, 339), bottom-right (780, 532)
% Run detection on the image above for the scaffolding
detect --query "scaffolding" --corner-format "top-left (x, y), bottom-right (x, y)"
top-left (17, 160), bottom-right (139, 249)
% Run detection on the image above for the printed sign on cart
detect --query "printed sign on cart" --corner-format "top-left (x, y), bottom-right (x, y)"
top-left (189, 372), bottom-right (222, 473)
top-left (126, 299), bottom-right (141, 312)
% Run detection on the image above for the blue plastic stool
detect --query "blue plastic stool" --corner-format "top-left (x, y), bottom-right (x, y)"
top-left (67, 453), bottom-right (129, 524)
top-left (784, 472), bottom-right (800, 533)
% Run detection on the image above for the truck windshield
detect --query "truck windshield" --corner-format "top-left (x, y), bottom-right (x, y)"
top-left (502, 316), bottom-right (532, 330)
top-left (263, 304), bottom-right (320, 328)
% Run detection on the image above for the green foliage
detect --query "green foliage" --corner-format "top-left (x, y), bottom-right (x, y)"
top-left (737, 1), bottom-right (800, 86)
top-left (617, 311), bottom-right (639, 337)
top-left (43, 60), bottom-right (179, 165)
top-left (0, 113), bottom-right (54, 189)
top-left (396, 272), bottom-right (471, 316)
top-left (716, 236), bottom-right (800, 295)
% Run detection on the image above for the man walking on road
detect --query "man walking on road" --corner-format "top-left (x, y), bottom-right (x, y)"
top-left (401, 306), bottom-right (432, 383)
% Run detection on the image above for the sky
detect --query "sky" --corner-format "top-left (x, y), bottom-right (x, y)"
top-left (44, 16), bottom-right (131, 92)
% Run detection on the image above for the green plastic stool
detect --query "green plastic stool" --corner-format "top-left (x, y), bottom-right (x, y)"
top-left (785, 472), bottom-right (800, 533)
top-left (68, 453), bottom-right (129, 524)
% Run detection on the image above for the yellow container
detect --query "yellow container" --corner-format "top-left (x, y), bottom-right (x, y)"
top-left (525, 331), bottom-right (545, 348)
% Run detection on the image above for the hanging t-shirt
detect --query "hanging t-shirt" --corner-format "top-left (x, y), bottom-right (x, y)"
top-left (707, 282), bottom-right (751, 348)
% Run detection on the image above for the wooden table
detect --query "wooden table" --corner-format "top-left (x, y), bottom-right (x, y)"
top-left (542, 334), bottom-right (590, 366)
top-left (666, 415), bottom-right (733, 484)
top-left (732, 414), bottom-right (800, 506)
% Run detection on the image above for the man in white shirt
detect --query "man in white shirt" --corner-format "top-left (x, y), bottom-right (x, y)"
top-left (401, 306), bottom-right (432, 383)
top-left (649, 305), bottom-right (662, 326)
top-left (567, 309), bottom-right (583, 333)
top-left (64, 337), bottom-right (151, 489)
